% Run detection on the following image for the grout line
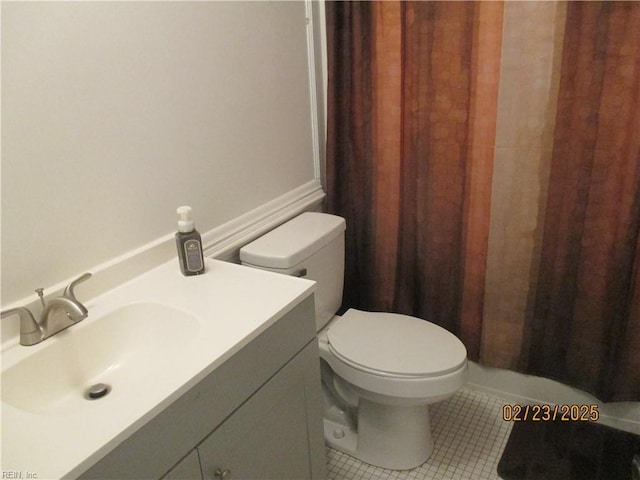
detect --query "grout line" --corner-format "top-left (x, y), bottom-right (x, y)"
top-left (326, 387), bottom-right (512, 480)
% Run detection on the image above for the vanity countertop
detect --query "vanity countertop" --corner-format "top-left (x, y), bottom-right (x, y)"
top-left (1, 258), bottom-right (315, 479)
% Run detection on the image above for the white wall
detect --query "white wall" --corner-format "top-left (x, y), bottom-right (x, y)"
top-left (2, 1), bottom-right (318, 305)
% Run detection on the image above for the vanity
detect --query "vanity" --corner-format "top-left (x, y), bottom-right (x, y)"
top-left (1, 259), bottom-right (325, 479)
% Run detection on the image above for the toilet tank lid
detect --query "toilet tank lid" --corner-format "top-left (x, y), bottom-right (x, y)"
top-left (240, 212), bottom-right (346, 269)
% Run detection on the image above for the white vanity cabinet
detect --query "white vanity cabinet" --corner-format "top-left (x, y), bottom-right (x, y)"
top-left (197, 341), bottom-right (320, 480)
top-left (80, 295), bottom-right (325, 480)
top-left (162, 451), bottom-right (202, 480)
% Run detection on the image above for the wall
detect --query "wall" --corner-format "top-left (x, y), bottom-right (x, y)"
top-left (1, 2), bottom-right (318, 306)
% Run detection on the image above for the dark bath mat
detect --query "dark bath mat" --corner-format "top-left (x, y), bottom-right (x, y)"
top-left (497, 411), bottom-right (640, 480)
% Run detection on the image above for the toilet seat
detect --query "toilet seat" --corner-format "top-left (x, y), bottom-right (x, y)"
top-left (327, 309), bottom-right (467, 379)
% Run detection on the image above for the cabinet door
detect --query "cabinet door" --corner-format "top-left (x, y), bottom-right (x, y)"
top-left (198, 351), bottom-right (313, 480)
top-left (162, 450), bottom-right (202, 480)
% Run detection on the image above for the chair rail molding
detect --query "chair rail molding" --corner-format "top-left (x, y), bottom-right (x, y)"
top-left (1, 180), bottom-right (325, 348)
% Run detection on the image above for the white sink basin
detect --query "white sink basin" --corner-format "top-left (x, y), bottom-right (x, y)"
top-left (1, 259), bottom-right (315, 479)
top-left (2, 302), bottom-right (200, 415)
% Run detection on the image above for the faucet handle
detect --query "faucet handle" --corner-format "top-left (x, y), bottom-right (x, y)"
top-left (1, 307), bottom-right (43, 346)
top-left (63, 272), bottom-right (92, 301)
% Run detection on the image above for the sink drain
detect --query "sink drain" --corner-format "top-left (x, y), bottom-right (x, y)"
top-left (85, 383), bottom-right (111, 400)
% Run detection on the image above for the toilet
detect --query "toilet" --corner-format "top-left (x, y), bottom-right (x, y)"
top-left (240, 212), bottom-right (467, 470)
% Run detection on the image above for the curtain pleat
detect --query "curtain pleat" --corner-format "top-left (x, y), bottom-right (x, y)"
top-left (326, 2), bottom-right (375, 311)
top-left (525, 2), bottom-right (640, 401)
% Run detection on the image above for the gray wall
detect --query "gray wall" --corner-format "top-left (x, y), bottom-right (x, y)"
top-left (2, 1), bottom-right (317, 304)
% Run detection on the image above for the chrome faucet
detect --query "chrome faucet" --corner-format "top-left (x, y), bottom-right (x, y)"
top-left (38, 273), bottom-right (91, 334)
top-left (1, 273), bottom-right (92, 346)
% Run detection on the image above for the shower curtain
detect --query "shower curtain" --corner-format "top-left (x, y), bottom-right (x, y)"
top-left (325, 1), bottom-right (640, 402)
top-left (523, 2), bottom-right (640, 402)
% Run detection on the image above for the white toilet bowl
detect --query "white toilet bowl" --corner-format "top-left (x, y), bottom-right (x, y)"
top-left (240, 212), bottom-right (468, 470)
top-left (318, 309), bottom-right (467, 470)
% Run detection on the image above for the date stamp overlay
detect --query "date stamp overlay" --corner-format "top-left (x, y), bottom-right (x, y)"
top-left (502, 404), bottom-right (599, 422)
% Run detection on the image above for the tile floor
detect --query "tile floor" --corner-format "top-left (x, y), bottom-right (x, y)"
top-left (326, 388), bottom-right (513, 480)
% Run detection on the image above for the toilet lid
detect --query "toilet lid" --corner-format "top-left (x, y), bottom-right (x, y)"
top-left (327, 309), bottom-right (467, 377)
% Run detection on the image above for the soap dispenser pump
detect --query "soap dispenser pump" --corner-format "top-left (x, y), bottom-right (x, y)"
top-left (175, 206), bottom-right (205, 276)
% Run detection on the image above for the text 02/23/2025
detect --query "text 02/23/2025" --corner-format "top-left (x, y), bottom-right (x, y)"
top-left (502, 404), bottom-right (600, 422)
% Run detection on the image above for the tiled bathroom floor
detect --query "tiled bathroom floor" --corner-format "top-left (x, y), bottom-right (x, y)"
top-left (326, 388), bottom-right (513, 480)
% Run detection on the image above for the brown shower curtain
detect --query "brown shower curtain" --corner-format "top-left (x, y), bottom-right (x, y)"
top-left (326, 0), bottom-right (502, 360)
top-left (522, 2), bottom-right (640, 401)
top-left (326, 1), bottom-right (640, 402)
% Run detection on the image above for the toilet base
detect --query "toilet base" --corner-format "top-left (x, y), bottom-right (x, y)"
top-left (324, 399), bottom-right (434, 470)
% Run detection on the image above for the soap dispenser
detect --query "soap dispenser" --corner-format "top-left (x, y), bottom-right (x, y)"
top-left (175, 206), bottom-right (205, 276)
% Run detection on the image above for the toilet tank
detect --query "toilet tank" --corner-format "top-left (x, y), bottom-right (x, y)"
top-left (240, 212), bottom-right (346, 331)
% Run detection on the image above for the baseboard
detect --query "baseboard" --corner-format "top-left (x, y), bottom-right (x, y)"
top-left (1, 180), bottom-right (325, 347)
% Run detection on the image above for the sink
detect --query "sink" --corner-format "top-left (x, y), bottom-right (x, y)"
top-left (1, 259), bottom-right (316, 479)
top-left (2, 302), bottom-right (200, 415)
